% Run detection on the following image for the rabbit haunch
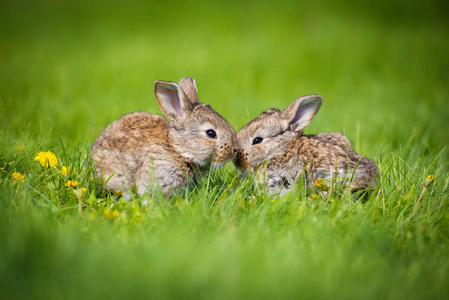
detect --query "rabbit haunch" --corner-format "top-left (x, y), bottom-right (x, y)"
top-left (91, 77), bottom-right (238, 197)
top-left (234, 95), bottom-right (378, 195)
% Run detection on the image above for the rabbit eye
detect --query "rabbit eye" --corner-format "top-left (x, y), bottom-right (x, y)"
top-left (206, 129), bottom-right (217, 139)
top-left (252, 137), bottom-right (263, 145)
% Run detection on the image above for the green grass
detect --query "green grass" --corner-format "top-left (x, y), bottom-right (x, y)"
top-left (1, 0), bottom-right (449, 299)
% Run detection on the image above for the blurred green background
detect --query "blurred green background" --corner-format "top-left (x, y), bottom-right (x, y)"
top-left (1, 1), bottom-right (449, 299)
top-left (1, 0), bottom-right (448, 158)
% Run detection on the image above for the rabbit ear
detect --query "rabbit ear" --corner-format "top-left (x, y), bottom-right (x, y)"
top-left (154, 80), bottom-right (194, 121)
top-left (178, 77), bottom-right (200, 104)
top-left (280, 95), bottom-right (322, 131)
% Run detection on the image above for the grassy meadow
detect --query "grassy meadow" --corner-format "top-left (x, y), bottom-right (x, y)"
top-left (1, 0), bottom-right (449, 299)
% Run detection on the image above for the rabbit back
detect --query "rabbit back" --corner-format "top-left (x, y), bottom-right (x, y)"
top-left (302, 133), bottom-right (378, 190)
top-left (91, 112), bottom-right (194, 195)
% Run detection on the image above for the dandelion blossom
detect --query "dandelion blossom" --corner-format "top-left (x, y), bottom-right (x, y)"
top-left (34, 151), bottom-right (59, 169)
top-left (65, 180), bottom-right (78, 188)
top-left (61, 166), bottom-right (75, 175)
top-left (311, 193), bottom-right (318, 199)
top-left (425, 175), bottom-right (435, 183)
top-left (12, 171), bottom-right (25, 182)
top-left (116, 190), bottom-right (124, 197)
top-left (61, 166), bottom-right (69, 175)
top-left (104, 209), bottom-right (119, 221)
top-left (424, 175), bottom-right (435, 188)
top-left (314, 177), bottom-right (329, 191)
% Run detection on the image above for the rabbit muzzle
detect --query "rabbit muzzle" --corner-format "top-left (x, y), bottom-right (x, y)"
top-left (213, 141), bottom-right (238, 165)
top-left (233, 149), bottom-right (250, 172)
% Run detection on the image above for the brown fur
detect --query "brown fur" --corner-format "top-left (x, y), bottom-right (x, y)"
top-left (91, 78), bottom-right (238, 197)
top-left (234, 95), bottom-right (379, 195)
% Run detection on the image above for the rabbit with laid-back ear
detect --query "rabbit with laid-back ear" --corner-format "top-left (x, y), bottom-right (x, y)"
top-left (91, 77), bottom-right (238, 197)
top-left (233, 95), bottom-right (379, 195)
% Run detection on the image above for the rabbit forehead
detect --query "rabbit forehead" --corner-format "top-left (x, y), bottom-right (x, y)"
top-left (188, 104), bottom-right (236, 134)
top-left (237, 109), bottom-right (283, 142)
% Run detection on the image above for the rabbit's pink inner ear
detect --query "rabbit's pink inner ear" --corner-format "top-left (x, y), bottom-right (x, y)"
top-left (161, 87), bottom-right (184, 117)
top-left (155, 82), bottom-right (188, 120)
top-left (282, 95), bottom-right (322, 131)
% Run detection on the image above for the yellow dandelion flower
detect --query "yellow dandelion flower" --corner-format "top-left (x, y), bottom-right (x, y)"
top-left (116, 190), bottom-right (124, 197)
top-left (65, 180), bottom-right (79, 188)
top-left (104, 209), bottom-right (119, 221)
top-left (424, 175), bottom-right (435, 188)
top-left (16, 146), bottom-right (25, 152)
top-left (34, 151), bottom-right (59, 169)
top-left (311, 193), bottom-right (318, 199)
top-left (61, 166), bottom-right (69, 175)
top-left (314, 177), bottom-right (329, 191)
top-left (61, 166), bottom-right (76, 175)
top-left (12, 171), bottom-right (25, 182)
top-left (72, 186), bottom-right (87, 200)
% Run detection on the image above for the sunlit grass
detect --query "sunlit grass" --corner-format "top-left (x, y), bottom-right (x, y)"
top-left (1, 129), bottom-right (448, 299)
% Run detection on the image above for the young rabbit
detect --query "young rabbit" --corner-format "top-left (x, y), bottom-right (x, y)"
top-left (91, 77), bottom-right (238, 197)
top-left (233, 95), bottom-right (378, 195)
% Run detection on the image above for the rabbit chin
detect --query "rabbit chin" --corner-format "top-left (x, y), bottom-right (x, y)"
top-left (211, 154), bottom-right (235, 168)
top-left (212, 159), bottom-right (232, 169)
top-left (233, 157), bottom-right (249, 172)
top-left (188, 156), bottom-right (232, 171)
top-left (235, 165), bottom-right (248, 173)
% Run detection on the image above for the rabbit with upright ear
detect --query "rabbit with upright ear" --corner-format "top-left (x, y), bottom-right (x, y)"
top-left (91, 77), bottom-right (238, 197)
top-left (233, 95), bottom-right (379, 195)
